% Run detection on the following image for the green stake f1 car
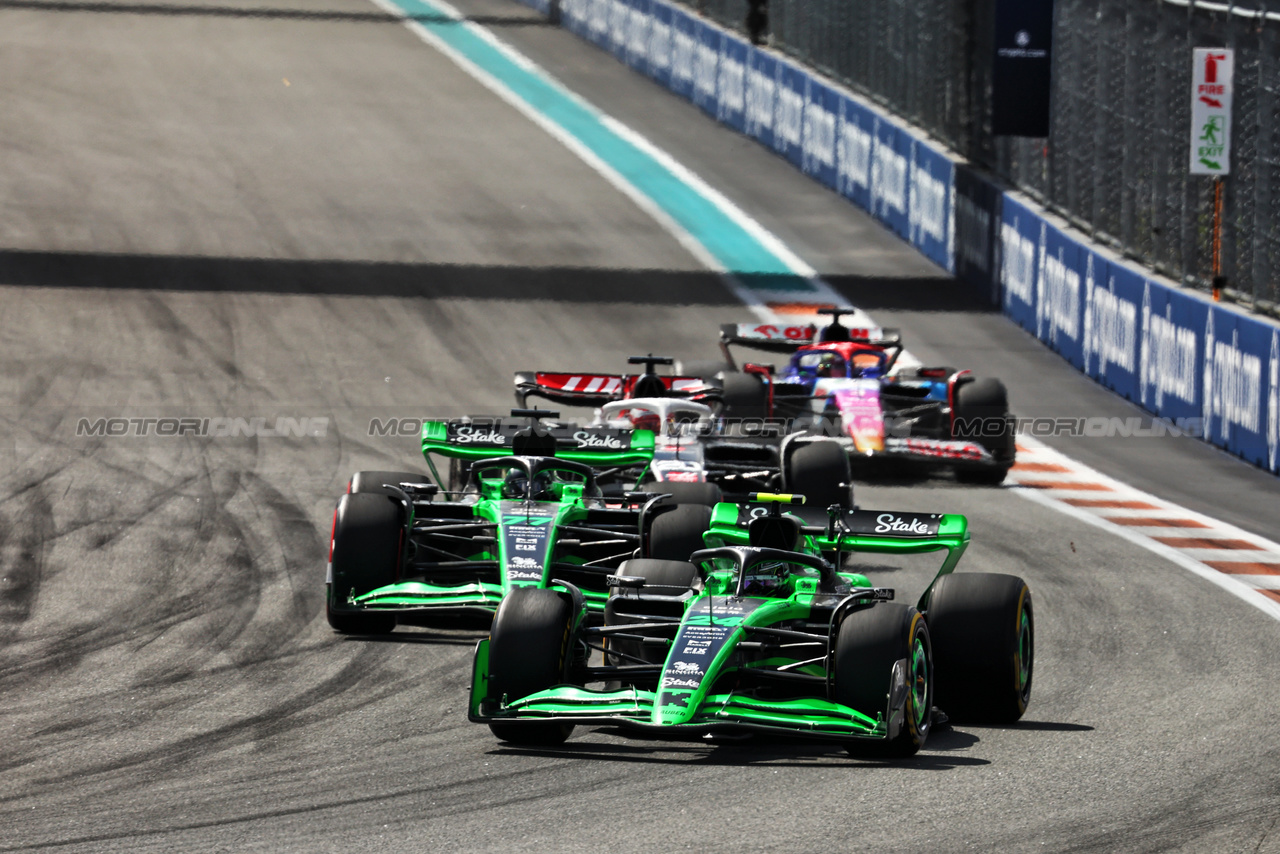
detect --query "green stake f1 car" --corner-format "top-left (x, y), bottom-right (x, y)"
top-left (468, 494), bottom-right (1034, 756)
top-left (326, 410), bottom-right (735, 633)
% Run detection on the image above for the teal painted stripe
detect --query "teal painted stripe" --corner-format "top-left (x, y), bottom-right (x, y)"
top-left (388, 0), bottom-right (812, 287)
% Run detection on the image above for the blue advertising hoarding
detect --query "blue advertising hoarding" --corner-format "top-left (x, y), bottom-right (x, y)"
top-left (716, 32), bottom-right (750, 132)
top-left (773, 59), bottom-right (806, 168)
top-left (1036, 221), bottom-right (1086, 370)
top-left (744, 48), bottom-right (778, 151)
top-left (801, 77), bottom-right (839, 190)
top-left (1082, 252), bottom-right (1143, 403)
top-left (909, 141), bottom-right (955, 272)
top-left (668, 6), bottom-right (697, 100)
top-left (624, 0), bottom-right (651, 71)
top-left (1000, 195), bottom-right (1040, 333)
top-left (691, 20), bottom-right (720, 117)
top-left (645, 1), bottom-right (674, 87)
top-left (1203, 304), bottom-right (1273, 467)
top-left (871, 118), bottom-right (910, 240)
top-left (836, 95), bottom-right (875, 212)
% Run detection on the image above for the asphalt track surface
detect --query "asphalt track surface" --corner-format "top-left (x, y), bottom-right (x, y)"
top-left (1, 1), bottom-right (1279, 851)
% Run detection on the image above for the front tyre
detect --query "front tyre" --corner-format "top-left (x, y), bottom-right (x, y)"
top-left (927, 573), bottom-right (1033, 723)
top-left (834, 603), bottom-right (932, 758)
top-left (326, 493), bottom-right (402, 635)
top-left (487, 587), bottom-right (577, 745)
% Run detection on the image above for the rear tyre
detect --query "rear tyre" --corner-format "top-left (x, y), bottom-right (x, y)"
top-left (834, 603), bottom-right (932, 758)
top-left (651, 481), bottom-right (723, 507)
top-left (952, 378), bottom-right (1014, 484)
top-left (720, 372), bottom-right (769, 420)
top-left (487, 587), bottom-right (577, 745)
top-left (784, 441), bottom-right (852, 510)
top-left (327, 493), bottom-right (402, 635)
top-left (647, 504), bottom-right (712, 561)
top-left (605, 559), bottom-right (698, 666)
top-left (927, 573), bottom-right (1033, 723)
top-left (348, 470), bottom-right (427, 496)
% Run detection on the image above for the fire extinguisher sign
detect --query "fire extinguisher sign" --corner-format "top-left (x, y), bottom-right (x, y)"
top-left (1190, 48), bottom-right (1233, 176)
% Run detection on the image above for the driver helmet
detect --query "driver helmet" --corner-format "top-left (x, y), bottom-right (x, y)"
top-left (797, 350), bottom-right (845, 379)
top-left (629, 409), bottom-right (661, 433)
top-left (741, 560), bottom-right (791, 597)
top-left (529, 470), bottom-right (562, 501)
top-left (814, 352), bottom-right (845, 378)
top-left (501, 469), bottom-right (529, 499)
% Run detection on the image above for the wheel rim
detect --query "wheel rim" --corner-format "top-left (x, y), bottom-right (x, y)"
top-left (1015, 606), bottom-right (1033, 700)
top-left (910, 634), bottom-right (930, 729)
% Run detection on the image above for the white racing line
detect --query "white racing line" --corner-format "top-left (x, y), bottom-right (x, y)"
top-left (375, 0), bottom-right (1280, 622)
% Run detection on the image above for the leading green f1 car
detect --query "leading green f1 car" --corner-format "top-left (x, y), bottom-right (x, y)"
top-left (468, 493), bottom-right (1034, 756)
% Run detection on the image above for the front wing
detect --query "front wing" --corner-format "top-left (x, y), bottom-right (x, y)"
top-left (468, 639), bottom-right (894, 744)
top-left (348, 580), bottom-right (609, 615)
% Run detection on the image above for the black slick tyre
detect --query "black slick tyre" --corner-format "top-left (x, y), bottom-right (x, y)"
top-left (784, 441), bottom-right (851, 509)
top-left (605, 559), bottom-right (698, 666)
top-left (720, 372), bottom-right (769, 419)
top-left (487, 587), bottom-right (576, 745)
top-left (647, 504), bottom-right (712, 561)
top-left (327, 493), bottom-right (402, 635)
top-left (834, 603), bottom-right (933, 758)
top-left (927, 572), bottom-right (1033, 723)
top-left (952, 378), bottom-right (1014, 484)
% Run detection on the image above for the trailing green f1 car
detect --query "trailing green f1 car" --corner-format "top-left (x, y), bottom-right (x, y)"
top-left (325, 410), bottom-right (726, 633)
top-left (468, 493), bottom-right (1034, 756)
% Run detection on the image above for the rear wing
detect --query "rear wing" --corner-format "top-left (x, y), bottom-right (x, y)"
top-left (421, 417), bottom-right (654, 466)
top-left (718, 322), bottom-right (902, 354)
top-left (708, 502), bottom-right (969, 571)
top-left (514, 371), bottom-right (721, 408)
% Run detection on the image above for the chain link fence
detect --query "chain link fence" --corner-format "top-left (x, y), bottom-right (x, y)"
top-left (682, 0), bottom-right (1280, 315)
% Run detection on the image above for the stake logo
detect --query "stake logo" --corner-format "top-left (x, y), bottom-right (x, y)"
top-left (874, 513), bottom-right (933, 535)
top-left (661, 677), bottom-right (701, 690)
top-left (574, 431), bottom-right (623, 449)
top-left (454, 425), bottom-right (506, 444)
